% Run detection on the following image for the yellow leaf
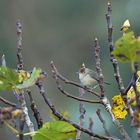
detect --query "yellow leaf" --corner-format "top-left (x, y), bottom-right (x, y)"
top-left (112, 95), bottom-right (128, 119)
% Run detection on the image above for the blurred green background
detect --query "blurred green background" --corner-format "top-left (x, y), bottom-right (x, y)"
top-left (0, 0), bottom-right (140, 139)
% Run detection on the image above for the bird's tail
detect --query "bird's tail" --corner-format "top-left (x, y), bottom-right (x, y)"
top-left (104, 81), bottom-right (111, 85)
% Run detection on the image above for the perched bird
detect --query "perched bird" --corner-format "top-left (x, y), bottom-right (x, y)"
top-left (78, 63), bottom-right (110, 88)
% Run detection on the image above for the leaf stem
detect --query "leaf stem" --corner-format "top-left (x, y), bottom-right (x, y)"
top-left (4, 121), bottom-right (20, 135)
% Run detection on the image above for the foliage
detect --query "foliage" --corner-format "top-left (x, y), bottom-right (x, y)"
top-left (0, 66), bottom-right (41, 91)
top-left (111, 95), bottom-right (128, 119)
top-left (16, 67), bottom-right (41, 89)
top-left (0, 66), bottom-right (19, 90)
top-left (32, 121), bottom-right (76, 140)
top-left (112, 31), bottom-right (140, 65)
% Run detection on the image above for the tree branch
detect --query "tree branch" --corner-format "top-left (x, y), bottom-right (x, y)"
top-left (16, 20), bottom-right (34, 138)
top-left (0, 96), bottom-right (16, 107)
top-left (94, 38), bottom-right (105, 97)
top-left (26, 89), bottom-right (43, 128)
top-left (106, 2), bottom-right (125, 97)
top-left (96, 109), bottom-right (110, 136)
top-left (50, 61), bottom-right (100, 98)
top-left (35, 79), bottom-right (117, 140)
top-left (51, 62), bottom-right (102, 104)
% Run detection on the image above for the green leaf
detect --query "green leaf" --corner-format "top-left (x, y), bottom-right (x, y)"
top-left (112, 31), bottom-right (140, 63)
top-left (16, 67), bottom-right (41, 89)
top-left (0, 66), bottom-right (19, 90)
top-left (32, 121), bottom-right (76, 140)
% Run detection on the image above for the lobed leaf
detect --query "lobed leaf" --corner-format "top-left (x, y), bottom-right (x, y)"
top-left (112, 31), bottom-right (140, 63)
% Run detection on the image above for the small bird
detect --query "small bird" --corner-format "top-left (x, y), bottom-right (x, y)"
top-left (78, 63), bottom-right (110, 88)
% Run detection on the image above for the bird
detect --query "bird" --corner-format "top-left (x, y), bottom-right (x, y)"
top-left (78, 63), bottom-right (110, 88)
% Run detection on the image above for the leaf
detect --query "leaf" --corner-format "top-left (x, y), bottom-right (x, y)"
top-left (112, 31), bottom-right (140, 63)
top-left (32, 121), bottom-right (76, 140)
top-left (16, 67), bottom-right (41, 89)
top-left (0, 66), bottom-right (19, 90)
top-left (111, 95), bottom-right (128, 119)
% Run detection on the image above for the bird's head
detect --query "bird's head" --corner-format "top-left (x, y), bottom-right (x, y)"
top-left (79, 63), bottom-right (86, 74)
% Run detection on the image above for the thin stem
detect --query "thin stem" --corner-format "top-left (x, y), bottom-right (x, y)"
top-left (106, 2), bottom-right (125, 96)
top-left (16, 20), bottom-right (24, 70)
top-left (94, 38), bottom-right (105, 97)
top-left (27, 89), bottom-right (43, 128)
top-left (96, 109), bottom-right (110, 136)
top-left (50, 61), bottom-right (100, 98)
top-left (0, 96), bottom-right (16, 107)
top-left (4, 121), bottom-right (20, 135)
top-left (36, 80), bottom-right (116, 140)
top-left (16, 20), bottom-right (34, 137)
top-left (51, 63), bottom-right (102, 104)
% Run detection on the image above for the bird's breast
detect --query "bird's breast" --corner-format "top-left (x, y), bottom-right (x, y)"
top-left (79, 74), bottom-right (96, 87)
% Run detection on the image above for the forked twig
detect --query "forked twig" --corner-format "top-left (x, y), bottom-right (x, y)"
top-left (106, 2), bottom-right (125, 97)
top-left (36, 79), bottom-right (117, 140)
top-left (0, 96), bottom-right (16, 107)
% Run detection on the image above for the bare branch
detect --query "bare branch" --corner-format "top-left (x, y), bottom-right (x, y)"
top-left (88, 117), bottom-right (95, 140)
top-left (16, 20), bottom-right (34, 138)
top-left (96, 109), bottom-right (110, 136)
top-left (36, 79), bottom-right (117, 140)
top-left (26, 89), bottom-right (43, 128)
top-left (51, 62), bottom-right (102, 104)
top-left (50, 61), bottom-right (100, 98)
top-left (106, 2), bottom-right (125, 97)
top-left (0, 96), bottom-right (16, 107)
top-left (76, 88), bottom-right (86, 140)
top-left (94, 38), bottom-right (105, 97)
top-left (16, 20), bottom-right (24, 70)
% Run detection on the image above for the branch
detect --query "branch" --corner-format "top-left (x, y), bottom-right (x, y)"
top-left (26, 89), bottom-right (43, 128)
top-left (16, 20), bottom-right (24, 70)
top-left (35, 79), bottom-right (117, 140)
top-left (76, 88), bottom-right (86, 140)
top-left (16, 20), bottom-right (34, 137)
top-left (51, 62), bottom-right (102, 104)
top-left (0, 96), bottom-right (16, 107)
top-left (105, 2), bottom-right (125, 97)
top-left (50, 61), bottom-right (100, 98)
top-left (96, 109), bottom-right (110, 136)
top-left (94, 38), bottom-right (105, 97)
top-left (88, 117), bottom-right (95, 140)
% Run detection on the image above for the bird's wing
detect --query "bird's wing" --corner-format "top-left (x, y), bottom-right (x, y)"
top-left (86, 69), bottom-right (98, 81)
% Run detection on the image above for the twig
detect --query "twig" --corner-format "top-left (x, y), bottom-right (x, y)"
top-left (76, 88), bottom-right (86, 140)
top-left (130, 63), bottom-right (140, 137)
top-left (88, 117), bottom-right (95, 140)
top-left (51, 63), bottom-right (101, 104)
top-left (106, 2), bottom-right (125, 97)
top-left (26, 89), bottom-right (43, 128)
top-left (16, 20), bottom-right (24, 70)
top-left (94, 38), bottom-right (105, 97)
top-left (50, 61), bottom-right (100, 98)
top-left (96, 109), bottom-right (110, 136)
top-left (18, 93), bottom-right (34, 133)
top-left (16, 20), bottom-right (34, 138)
top-left (35, 79), bottom-right (117, 140)
top-left (132, 63), bottom-right (139, 104)
top-left (0, 96), bottom-right (16, 107)
top-left (105, 2), bottom-right (131, 140)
